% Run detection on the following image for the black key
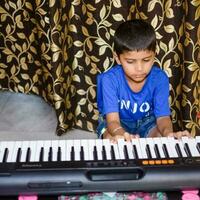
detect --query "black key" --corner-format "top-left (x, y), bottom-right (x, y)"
top-left (71, 146), bottom-right (75, 161)
top-left (3, 148), bottom-right (8, 163)
top-left (80, 146), bottom-right (84, 161)
top-left (57, 147), bottom-right (61, 161)
top-left (132, 145), bottom-right (138, 159)
top-left (93, 146), bottom-right (98, 160)
top-left (16, 148), bottom-right (22, 162)
top-left (154, 144), bottom-right (161, 159)
top-left (146, 144), bottom-right (152, 159)
top-left (39, 147), bottom-right (44, 162)
top-left (102, 146), bottom-right (107, 160)
top-left (124, 145), bottom-right (129, 159)
top-left (175, 143), bottom-right (183, 157)
top-left (48, 147), bottom-right (53, 162)
top-left (26, 147), bottom-right (31, 162)
top-left (184, 143), bottom-right (192, 157)
top-left (111, 145), bottom-right (115, 160)
top-left (162, 144), bottom-right (169, 158)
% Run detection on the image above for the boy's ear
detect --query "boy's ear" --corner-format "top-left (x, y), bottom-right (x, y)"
top-left (113, 52), bottom-right (121, 65)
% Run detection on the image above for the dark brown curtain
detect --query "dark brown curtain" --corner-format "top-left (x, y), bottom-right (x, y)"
top-left (0, 0), bottom-right (199, 136)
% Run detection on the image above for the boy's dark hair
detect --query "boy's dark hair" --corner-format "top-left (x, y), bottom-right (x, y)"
top-left (114, 19), bottom-right (156, 55)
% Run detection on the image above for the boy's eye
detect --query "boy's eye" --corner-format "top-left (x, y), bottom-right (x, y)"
top-left (126, 60), bottom-right (135, 64)
top-left (143, 59), bottom-right (150, 62)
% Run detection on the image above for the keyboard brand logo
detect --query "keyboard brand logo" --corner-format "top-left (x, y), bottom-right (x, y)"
top-left (21, 164), bottom-right (43, 168)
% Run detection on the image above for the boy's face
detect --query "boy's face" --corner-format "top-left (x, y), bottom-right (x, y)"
top-left (115, 50), bottom-right (155, 84)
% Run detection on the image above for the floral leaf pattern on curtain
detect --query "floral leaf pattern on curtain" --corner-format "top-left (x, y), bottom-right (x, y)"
top-left (0, 0), bottom-right (199, 135)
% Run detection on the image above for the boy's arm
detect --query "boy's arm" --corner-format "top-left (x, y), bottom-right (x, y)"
top-left (156, 116), bottom-right (190, 138)
top-left (104, 112), bottom-right (137, 141)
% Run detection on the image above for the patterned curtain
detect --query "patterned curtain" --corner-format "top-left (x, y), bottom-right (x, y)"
top-left (0, 0), bottom-right (199, 136)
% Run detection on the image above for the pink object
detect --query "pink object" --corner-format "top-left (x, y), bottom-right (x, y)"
top-left (182, 193), bottom-right (200, 200)
top-left (18, 195), bottom-right (38, 200)
top-left (182, 190), bottom-right (200, 200)
top-left (182, 190), bottom-right (199, 194)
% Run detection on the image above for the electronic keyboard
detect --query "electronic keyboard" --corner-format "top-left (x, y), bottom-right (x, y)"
top-left (0, 136), bottom-right (200, 195)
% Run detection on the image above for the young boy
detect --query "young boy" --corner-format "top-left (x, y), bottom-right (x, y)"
top-left (96, 19), bottom-right (190, 142)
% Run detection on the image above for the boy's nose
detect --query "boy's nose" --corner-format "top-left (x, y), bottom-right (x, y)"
top-left (136, 63), bottom-right (143, 71)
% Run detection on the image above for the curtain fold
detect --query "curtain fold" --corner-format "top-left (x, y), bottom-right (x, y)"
top-left (0, 0), bottom-right (199, 136)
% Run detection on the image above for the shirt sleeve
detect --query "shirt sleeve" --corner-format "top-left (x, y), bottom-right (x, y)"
top-left (153, 71), bottom-right (171, 118)
top-left (97, 73), bottom-right (119, 116)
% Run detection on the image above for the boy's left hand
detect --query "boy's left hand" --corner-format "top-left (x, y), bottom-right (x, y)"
top-left (166, 130), bottom-right (191, 139)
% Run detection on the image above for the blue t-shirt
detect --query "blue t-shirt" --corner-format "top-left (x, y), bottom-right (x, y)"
top-left (97, 65), bottom-right (171, 121)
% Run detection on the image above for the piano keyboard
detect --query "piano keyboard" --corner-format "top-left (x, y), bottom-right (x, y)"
top-left (1, 136), bottom-right (200, 163)
top-left (0, 136), bottom-right (200, 195)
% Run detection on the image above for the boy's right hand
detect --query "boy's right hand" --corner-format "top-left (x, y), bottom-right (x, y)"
top-left (103, 131), bottom-right (139, 143)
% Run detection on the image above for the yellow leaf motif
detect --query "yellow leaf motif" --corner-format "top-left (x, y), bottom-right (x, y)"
top-left (164, 25), bottom-right (174, 33)
top-left (99, 46), bottom-right (107, 56)
top-left (86, 4), bottom-right (96, 11)
top-left (151, 15), bottom-right (158, 29)
top-left (49, 0), bottom-right (56, 7)
top-left (160, 41), bottom-right (167, 52)
top-left (100, 5), bottom-right (106, 20)
top-left (182, 85), bottom-right (191, 93)
top-left (82, 26), bottom-right (89, 36)
top-left (54, 9), bottom-right (59, 24)
top-left (85, 75), bottom-right (93, 85)
top-left (77, 89), bottom-right (86, 95)
top-left (25, 2), bottom-right (33, 10)
top-left (113, 0), bottom-right (122, 8)
top-left (195, 5), bottom-right (200, 20)
top-left (148, 0), bottom-right (158, 12)
top-left (79, 98), bottom-right (86, 105)
top-left (185, 22), bottom-right (194, 30)
top-left (69, 24), bottom-right (77, 33)
top-left (191, 0), bottom-right (200, 7)
top-left (168, 38), bottom-right (175, 51)
top-left (53, 52), bottom-right (60, 62)
top-left (166, 8), bottom-right (174, 18)
top-left (73, 74), bottom-right (81, 82)
top-left (87, 121), bottom-right (94, 131)
top-left (0, 69), bottom-right (6, 79)
top-left (112, 14), bottom-right (124, 21)
top-left (21, 74), bottom-right (29, 80)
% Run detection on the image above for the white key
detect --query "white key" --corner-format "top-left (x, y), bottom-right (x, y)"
top-left (43, 140), bottom-right (51, 162)
top-left (139, 138), bottom-right (148, 159)
top-left (81, 140), bottom-right (89, 161)
top-left (74, 140), bottom-right (81, 161)
top-left (34, 140), bottom-right (44, 162)
top-left (145, 138), bottom-right (157, 159)
top-left (29, 141), bottom-right (37, 162)
top-left (20, 141), bottom-right (29, 162)
top-left (153, 138), bottom-right (165, 158)
top-left (161, 137), bottom-right (174, 158)
top-left (196, 136), bottom-right (200, 143)
top-left (132, 138), bottom-right (143, 159)
top-left (95, 139), bottom-right (103, 160)
top-left (66, 140), bottom-right (73, 161)
top-left (102, 139), bottom-right (111, 160)
top-left (126, 141), bottom-right (134, 159)
top-left (51, 140), bottom-right (59, 161)
top-left (117, 139), bottom-right (126, 159)
top-left (11, 141), bottom-right (22, 162)
top-left (6, 141), bottom-right (15, 162)
top-left (182, 137), bottom-right (200, 157)
top-left (88, 139), bottom-right (96, 160)
top-left (166, 137), bottom-right (179, 158)
top-left (58, 140), bottom-right (66, 161)
top-left (0, 142), bottom-right (8, 162)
